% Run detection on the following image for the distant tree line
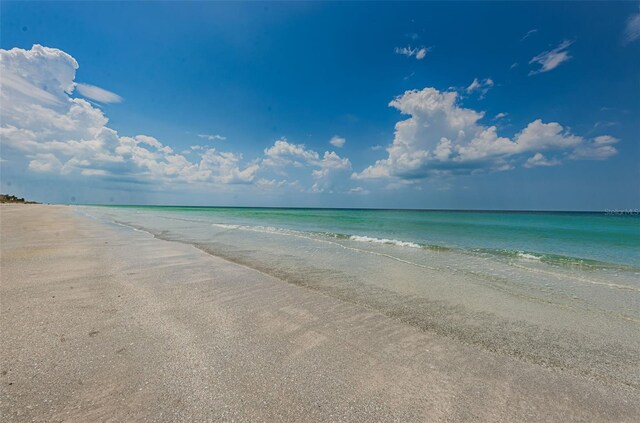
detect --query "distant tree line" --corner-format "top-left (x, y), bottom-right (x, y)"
top-left (0, 194), bottom-right (39, 204)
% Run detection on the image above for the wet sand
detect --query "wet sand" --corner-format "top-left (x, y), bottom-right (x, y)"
top-left (1, 205), bottom-right (638, 422)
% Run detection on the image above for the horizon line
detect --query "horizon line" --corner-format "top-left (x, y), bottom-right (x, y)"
top-left (68, 203), bottom-right (640, 215)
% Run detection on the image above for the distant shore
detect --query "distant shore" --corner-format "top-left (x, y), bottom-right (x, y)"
top-left (0, 194), bottom-right (39, 204)
top-left (1, 205), bottom-right (638, 422)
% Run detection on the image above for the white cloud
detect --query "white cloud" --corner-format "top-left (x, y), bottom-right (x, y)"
top-left (494, 112), bottom-right (508, 119)
top-left (623, 11), bottom-right (640, 44)
top-left (0, 44), bottom-right (77, 106)
top-left (80, 169), bottom-right (108, 176)
top-left (262, 139), bottom-right (352, 193)
top-left (0, 45), bottom-right (257, 186)
top-left (520, 29), bottom-right (538, 41)
top-left (75, 83), bottom-right (123, 103)
top-left (570, 136), bottom-right (619, 160)
top-left (311, 151), bottom-right (352, 193)
top-left (199, 150), bottom-right (259, 184)
top-left (394, 45), bottom-right (430, 60)
top-left (529, 40), bottom-right (573, 75)
top-left (512, 120), bottom-right (582, 152)
top-left (198, 134), bottom-right (226, 141)
top-left (2, 44), bottom-right (619, 197)
top-left (329, 136), bottom-right (346, 148)
top-left (263, 139), bottom-right (319, 168)
top-left (28, 153), bottom-right (63, 173)
top-left (349, 186), bottom-right (369, 194)
top-left (353, 87), bottom-right (617, 181)
top-left (466, 78), bottom-right (494, 98)
top-left (592, 135), bottom-right (619, 145)
top-left (0, 43), bottom-right (359, 195)
top-left (1, 70), bottom-right (63, 106)
top-left (256, 178), bottom-right (301, 191)
top-left (523, 153), bottom-right (560, 168)
top-left (570, 145), bottom-right (618, 161)
top-left (415, 48), bottom-right (428, 60)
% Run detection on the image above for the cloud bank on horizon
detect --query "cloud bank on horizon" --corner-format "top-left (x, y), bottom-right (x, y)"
top-left (0, 44), bottom-right (621, 200)
top-left (0, 45), bottom-right (355, 194)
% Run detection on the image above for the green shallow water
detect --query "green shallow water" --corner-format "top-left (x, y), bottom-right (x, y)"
top-left (102, 206), bottom-right (640, 269)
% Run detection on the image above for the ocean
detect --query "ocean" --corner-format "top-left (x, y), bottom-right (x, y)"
top-left (84, 206), bottom-right (639, 267)
top-left (78, 205), bottom-right (640, 387)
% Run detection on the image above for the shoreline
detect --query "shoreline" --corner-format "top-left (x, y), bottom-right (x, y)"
top-left (1, 204), bottom-right (639, 421)
top-left (84, 204), bottom-right (640, 389)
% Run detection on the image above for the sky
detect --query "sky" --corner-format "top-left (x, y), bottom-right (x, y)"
top-left (1, 1), bottom-right (639, 210)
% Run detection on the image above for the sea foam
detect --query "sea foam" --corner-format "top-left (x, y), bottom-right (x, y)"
top-left (348, 235), bottom-right (422, 248)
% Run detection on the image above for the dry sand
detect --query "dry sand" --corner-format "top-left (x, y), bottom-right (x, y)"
top-left (1, 205), bottom-right (638, 422)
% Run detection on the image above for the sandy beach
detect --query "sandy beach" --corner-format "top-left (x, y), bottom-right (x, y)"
top-left (1, 205), bottom-right (638, 422)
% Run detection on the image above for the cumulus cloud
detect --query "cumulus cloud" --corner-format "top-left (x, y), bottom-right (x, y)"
top-left (256, 178), bottom-right (302, 191)
top-left (0, 45), bottom-right (257, 186)
top-left (263, 139), bottom-right (319, 168)
top-left (0, 44), bottom-right (358, 195)
top-left (198, 149), bottom-right (259, 184)
top-left (1, 44), bottom-right (620, 198)
top-left (311, 151), bottom-right (352, 193)
top-left (353, 87), bottom-right (617, 181)
top-left (529, 40), bottom-right (573, 75)
top-left (329, 136), bottom-right (346, 148)
top-left (394, 45), bottom-right (430, 60)
top-left (0, 44), bottom-right (77, 105)
top-left (494, 112), bottom-right (508, 119)
top-left (623, 11), bottom-right (640, 44)
top-left (570, 135), bottom-right (618, 160)
top-left (523, 153), bottom-right (560, 168)
top-left (75, 83), bottom-right (123, 103)
top-left (262, 139), bottom-right (351, 193)
top-left (27, 153), bottom-right (63, 173)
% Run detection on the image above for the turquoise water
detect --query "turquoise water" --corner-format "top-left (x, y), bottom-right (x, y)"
top-left (103, 206), bottom-right (639, 269)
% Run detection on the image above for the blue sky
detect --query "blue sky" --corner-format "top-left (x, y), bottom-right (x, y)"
top-left (1, 1), bottom-right (638, 210)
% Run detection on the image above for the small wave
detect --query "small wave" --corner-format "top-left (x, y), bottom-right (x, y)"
top-left (212, 223), bottom-right (241, 230)
top-left (472, 248), bottom-right (638, 271)
top-left (211, 221), bottom-right (427, 249)
top-left (516, 252), bottom-right (542, 261)
top-left (212, 223), bottom-right (303, 237)
top-left (209, 220), bottom-right (635, 272)
top-left (327, 232), bottom-right (351, 240)
top-left (213, 223), bottom-right (451, 252)
top-left (348, 235), bottom-right (422, 248)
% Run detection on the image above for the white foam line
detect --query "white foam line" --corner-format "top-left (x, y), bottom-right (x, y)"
top-left (212, 223), bottom-right (241, 230)
top-left (349, 235), bottom-right (422, 249)
top-left (516, 252), bottom-right (542, 261)
top-left (212, 222), bottom-right (438, 270)
top-left (216, 222), bottom-right (639, 292)
top-left (110, 220), bottom-right (149, 234)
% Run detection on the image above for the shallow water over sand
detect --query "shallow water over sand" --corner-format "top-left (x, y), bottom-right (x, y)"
top-left (79, 206), bottom-right (640, 388)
